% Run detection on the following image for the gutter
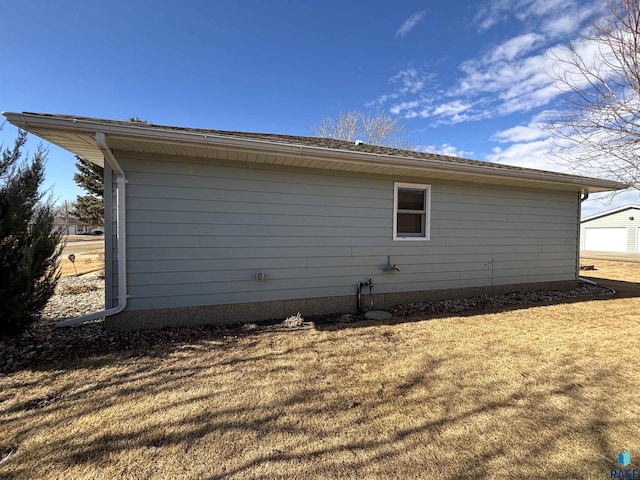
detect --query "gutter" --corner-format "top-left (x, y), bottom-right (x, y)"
top-left (57, 132), bottom-right (128, 327)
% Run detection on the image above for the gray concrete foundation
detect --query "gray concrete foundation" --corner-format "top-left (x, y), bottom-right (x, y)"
top-left (104, 280), bottom-right (578, 331)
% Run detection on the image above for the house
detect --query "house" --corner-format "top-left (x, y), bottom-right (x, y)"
top-left (3, 112), bottom-right (626, 331)
top-left (52, 215), bottom-right (83, 235)
top-left (581, 205), bottom-right (640, 253)
top-left (52, 215), bottom-right (103, 235)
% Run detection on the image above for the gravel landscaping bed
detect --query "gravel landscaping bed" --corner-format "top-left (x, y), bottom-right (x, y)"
top-left (387, 283), bottom-right (614, 317)
top-left (41, 272), bottom-right (106, 321)
top-left (0, 274), bottom-right (615, 373)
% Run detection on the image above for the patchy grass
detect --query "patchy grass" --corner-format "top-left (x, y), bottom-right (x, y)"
top-left (58, 255), bottom-right (103, 278)
top-left (1, 261), bottom-right (639, 479)
top-left (581, 257), bottom-right (640, 282)
top-left (58, 238), bottom-right (104, 278)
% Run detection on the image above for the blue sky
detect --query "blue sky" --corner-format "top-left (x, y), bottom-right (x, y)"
top-left (1, 0), bottom-right (636, 217)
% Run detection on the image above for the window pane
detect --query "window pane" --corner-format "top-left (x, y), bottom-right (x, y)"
top-left (398, 188), bottom-right (425, 211)
top-left (397, 213), bottom-right (424, 235)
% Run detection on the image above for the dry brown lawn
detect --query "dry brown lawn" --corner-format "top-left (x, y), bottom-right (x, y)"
top-left (1, 260), bottom-right (639, 479)
top-left (58, 236), bottom-right (105, 278)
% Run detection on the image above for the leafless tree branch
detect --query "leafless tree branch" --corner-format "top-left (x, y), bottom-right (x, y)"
top-left (545, 0), bottom-right (640, 188)
top-left (311, 110), bottom-right (414, 149)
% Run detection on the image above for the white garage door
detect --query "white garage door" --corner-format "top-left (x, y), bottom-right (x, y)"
top-left (584, 227), bottom-right (627, 252)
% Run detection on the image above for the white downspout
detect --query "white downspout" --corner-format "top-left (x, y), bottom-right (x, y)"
top-left (577, 192), bottom-right (594, 286)
top-left (57, 132), bottom-right (128, 327)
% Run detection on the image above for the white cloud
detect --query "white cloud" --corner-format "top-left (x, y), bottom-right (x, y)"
top-left (485, 111), bottom-right (635, 200)
top-left (432, 100), bottom-right (472, 117)
top-left (420, 143), bottom-right (475, 158)
top-left (489, 33), bottom-right (543, 62)
top-left (373, 34), bottom-right (572, 125)
top-left (389, 100), bottom-right (420, 115)
top-left (546, 3), bottom-right (603, 38)
top-left (485, 138), bottom-right (557, 170)
top-left (457, 39), bottom-right (562, 113)
top-left (474, 0), bottom-right (511, 32)
top-left (365, 94), bottom-right (390, 108)
top-left (367, 0), bottom-right (617, 141)
top-left (484, 117), bottom-right (571, 172)
top-left (519, 0), bottom-right (557, 20)
top-left (390, 68), bottom-right (430, 94)
top-left (542, 14), bottom-right (579, 37)
top-left (492, 122), bottom-right (548, 143)
top-left (395, 10), bottom-right (427, 38)
top-left (475, 0), bottom-right (585, 34)
top-left (450, 27), bottom-right (616, 119)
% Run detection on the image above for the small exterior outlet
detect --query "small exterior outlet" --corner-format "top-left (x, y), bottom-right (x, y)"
top-left (256, 271), bottom-right (265, 282)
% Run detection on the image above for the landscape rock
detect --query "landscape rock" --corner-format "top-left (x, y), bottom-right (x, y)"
top-left (364, 310), bottom-right (393, 320)
top-left (387, 284), bottom-right (614, 318)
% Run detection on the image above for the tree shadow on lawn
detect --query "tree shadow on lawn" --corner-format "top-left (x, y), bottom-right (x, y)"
top-left (2, 279), bottom-right (639, 476)
top-left (3, 275), bottom-right (639, 374)
top-left (1, 328), bottom-right (634, 479)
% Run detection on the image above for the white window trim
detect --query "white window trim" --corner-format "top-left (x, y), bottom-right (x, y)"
top-left (393, 182), bottom-right (431, 241)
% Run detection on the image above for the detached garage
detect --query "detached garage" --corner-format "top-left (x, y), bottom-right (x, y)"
top-left (581, 205), bottom-right (640, 253)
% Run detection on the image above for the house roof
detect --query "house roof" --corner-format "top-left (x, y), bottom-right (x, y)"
top-left (581, 204), bottom-right (640, 222)
top-left (2, 111), bottom-right (628, 194)
top-left (53, 215), bottom-right (85, 226)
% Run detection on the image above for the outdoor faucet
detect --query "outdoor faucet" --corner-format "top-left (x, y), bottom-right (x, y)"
top-left (356, 279), bottom-right (373, 314)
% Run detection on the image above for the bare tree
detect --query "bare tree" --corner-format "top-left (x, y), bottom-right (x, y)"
top-left (546, 0), bottom-right (640, 188)
top-left (311, 110), bottom-right (414, 149)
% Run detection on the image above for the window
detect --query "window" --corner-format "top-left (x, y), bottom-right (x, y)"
top-left (393, 182), bottom-right (430, 241)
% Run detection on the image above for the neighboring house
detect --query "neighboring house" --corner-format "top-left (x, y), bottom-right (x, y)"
top-left (581, 205), bottom-right (640, 253)
top-left (53, 215), bottom-right (103, 235)
top-left (3, 112), bottom-right (626, 331)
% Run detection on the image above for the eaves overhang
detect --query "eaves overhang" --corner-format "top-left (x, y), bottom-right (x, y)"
top-left (2, 111), bottom-right (628, 194)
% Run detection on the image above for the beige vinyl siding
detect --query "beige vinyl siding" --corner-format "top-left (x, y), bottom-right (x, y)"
top-left (580, 207), bottom-right (640, 252)
top-left (116, 152), bottom-right (579, 311)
